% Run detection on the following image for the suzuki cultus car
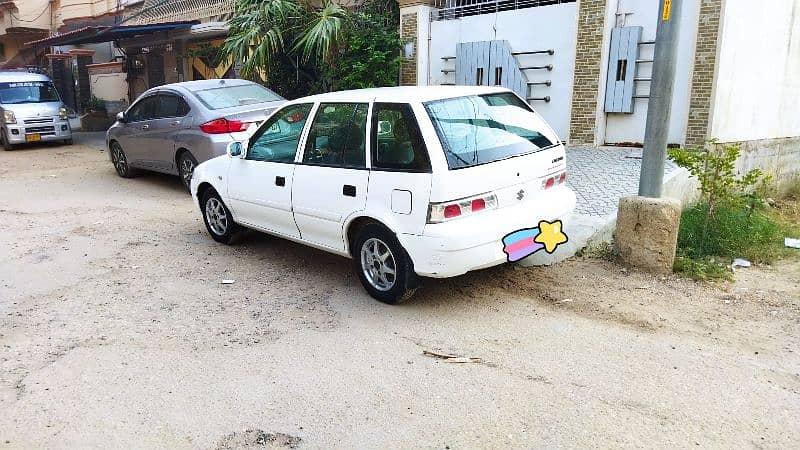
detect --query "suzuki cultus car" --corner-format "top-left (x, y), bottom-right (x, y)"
top-left (191, 86), bottom-right (575, 303)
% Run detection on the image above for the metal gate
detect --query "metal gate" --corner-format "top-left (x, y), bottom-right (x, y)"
top-left (455, 40), bottom-right (527, 99)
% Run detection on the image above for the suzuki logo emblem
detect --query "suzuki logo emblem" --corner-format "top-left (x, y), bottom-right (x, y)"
top-left (517, 189), bottom-right (525, 200)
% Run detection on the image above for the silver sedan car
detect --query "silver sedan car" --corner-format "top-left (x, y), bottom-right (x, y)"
top-left (106, 79), bottom-right (285, 189)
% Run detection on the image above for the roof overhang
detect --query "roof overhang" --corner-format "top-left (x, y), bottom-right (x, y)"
top-left (25, 21), bottom-right (199, 47)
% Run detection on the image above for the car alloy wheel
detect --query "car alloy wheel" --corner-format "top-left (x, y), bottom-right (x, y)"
top-left (360, 237), bottom-right (397, 292)
top-left (205, 197), bottom-right (229, 236)
top-left (178, 153), bottom-right (197, 189)
top-left (110, 142), bottom-right (128, 176)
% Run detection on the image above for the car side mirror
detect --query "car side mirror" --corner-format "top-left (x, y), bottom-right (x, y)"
top-left (227, 141), bottom-right (246, 158)
top-left (116, 111), bottom-right (126, 123)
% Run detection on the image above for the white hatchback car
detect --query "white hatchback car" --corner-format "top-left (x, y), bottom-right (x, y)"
top-left (191, 86), bottom-right (576, 303)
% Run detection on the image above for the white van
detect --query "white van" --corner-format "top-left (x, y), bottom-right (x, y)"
top-left (191, 86), bottom-right (575, 303)
top-left (0, 71), bottom-right (72, 150)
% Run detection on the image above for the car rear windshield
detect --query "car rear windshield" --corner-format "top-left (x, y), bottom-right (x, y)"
top-left (192, 83), bottom-right (283, 110)
top-left (0, 81), bottom-right (60, 104)
top-left (424, 92), bottom-right (556, 169)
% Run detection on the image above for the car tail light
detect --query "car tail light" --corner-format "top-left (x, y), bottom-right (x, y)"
top-left (428, 193), bottom-right (498, 223)
top-left (541, 171), bottom-right (567, 190)
top-left (199, 118), bottom-right (250, 134)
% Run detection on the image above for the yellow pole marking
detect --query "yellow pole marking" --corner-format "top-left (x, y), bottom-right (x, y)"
top-left (663, 0), bottom-right (672, 21)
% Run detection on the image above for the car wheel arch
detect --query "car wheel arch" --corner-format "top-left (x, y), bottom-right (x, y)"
top-left (175, 147), bottom-right (193, 167)
top-left (196, 181), bottom-right (217, 203)
top-left (344, 216), bottom-right (396, 257)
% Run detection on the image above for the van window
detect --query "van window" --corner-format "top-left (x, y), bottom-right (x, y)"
top-left (371, 103), bottom-right (430, 172)
top-left (303, 103), bottom-right (368, 169)
top-left (424, 92), bottom-right (556, 169)
top-left (0, 81), bottom-right (60, 104)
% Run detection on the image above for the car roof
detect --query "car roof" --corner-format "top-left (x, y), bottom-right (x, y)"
top-left (0, 71), bottom-right (52, 82)
top-left (295, 86), bottom-right (512, 103)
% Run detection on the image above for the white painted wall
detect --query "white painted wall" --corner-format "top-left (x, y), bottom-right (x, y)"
top-left (427, 3), bottom-right (578, 139)
top-left (710, 0), bottom-right (800, 143)
top-left (602, 0), bottom-right (700, 145)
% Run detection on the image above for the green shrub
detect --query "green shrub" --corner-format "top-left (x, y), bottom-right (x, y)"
top-left (668, 141), bottom-right (790, 278)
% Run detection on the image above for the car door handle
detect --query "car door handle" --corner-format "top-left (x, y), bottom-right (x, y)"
top-left (140, 124), bottom-right (149, 130)
top-left (275, 176), bottom-right (285, 187)
top-left (169, 120), bottom-right (180, 127)
top-left (343, 185), bottom-right (356, 197)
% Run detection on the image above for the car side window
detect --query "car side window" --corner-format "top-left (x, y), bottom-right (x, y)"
top-left (371, 103), bottom-right (431, 172)
top-left (247, 103), bottom-right (313, 163)
top-left (157, 94), bottom-right (190, 118)
top-left (302, 103), bottom-right (368, 169)
top-left (127, 96), bottom-right (157, 122)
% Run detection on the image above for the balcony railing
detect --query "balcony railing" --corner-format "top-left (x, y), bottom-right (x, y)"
top-left (432, 0), bottom-right (576, 21)
top-left (126, 0), bottom-right (235, 25)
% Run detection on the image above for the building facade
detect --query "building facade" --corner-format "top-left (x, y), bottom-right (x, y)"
top-left (19, 0), bottom-right (237, 112)
top-left (399, 0), bottom-right (800, 187)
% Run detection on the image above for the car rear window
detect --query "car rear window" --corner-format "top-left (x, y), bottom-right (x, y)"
top-left (424, 92), bottom-right (556, 169)
top-left (192, 83), bottom-right (283, 110)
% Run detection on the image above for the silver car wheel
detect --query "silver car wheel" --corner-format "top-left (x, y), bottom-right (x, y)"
top-left (360, 238), bottom-right (397, 292)
top-left (179, 155), bottom-right (195, 186)
top-left (205, 197), bottom-right (228, 236)
top-left (111, 143), bottom-right (127, 175)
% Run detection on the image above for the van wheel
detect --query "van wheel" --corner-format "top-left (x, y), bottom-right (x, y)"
top-left (353, 224), bottom-right (417, 304)
top-left (201, 190), bottom-right (240, 244)
top-left (1, 131), bottom-right (15, 151)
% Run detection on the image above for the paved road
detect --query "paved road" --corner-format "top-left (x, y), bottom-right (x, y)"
top-left (1, 143), bottom-right (798, 449)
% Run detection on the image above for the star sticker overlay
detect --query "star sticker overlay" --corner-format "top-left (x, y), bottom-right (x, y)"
top-left (533, 220), bottom-right (568, 253)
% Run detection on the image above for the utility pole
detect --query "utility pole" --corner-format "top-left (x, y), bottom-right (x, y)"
top-left (638, 0), bottom-right (682, 197)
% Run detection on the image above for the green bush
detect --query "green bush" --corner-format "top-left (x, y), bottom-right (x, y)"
top-left (668, 142), bottom-right (790, 279)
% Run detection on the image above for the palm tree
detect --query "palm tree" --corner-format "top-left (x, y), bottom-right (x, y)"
top-left (222, 0), bottom-right (346, 80)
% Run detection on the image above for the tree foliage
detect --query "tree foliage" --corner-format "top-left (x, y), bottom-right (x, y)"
top-left (221, 0), bottom-right (400, 97)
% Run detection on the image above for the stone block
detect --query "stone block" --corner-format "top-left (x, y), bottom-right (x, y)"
top-left (614, 196), bottom-right (681, 275)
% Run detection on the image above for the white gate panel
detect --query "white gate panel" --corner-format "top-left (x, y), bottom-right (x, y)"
top-left (429, 3), bottom-right (578, 140)
top-left (603, 0), bottom-right (701, 146)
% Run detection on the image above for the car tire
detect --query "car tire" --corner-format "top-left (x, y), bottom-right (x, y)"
top-left (201, 189), bottom-right (240, 245)
top-left (109, 141), bottom-right (136, 178)
top-left (177, 151), bottom-right (198, 191)
top-left (2, 131), bottom-right (15, 151)
top-left (353, 223), bottom-right (418, 304)
top-left (63, 138), bottom-right (73, 145)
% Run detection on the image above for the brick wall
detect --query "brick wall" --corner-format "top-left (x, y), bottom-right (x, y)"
top-left (685, 0), bottom-right (722, 148)
top-left (568, 0), bottom-right (608, 145)
top-left (400, 12), bottom-right (418, 86)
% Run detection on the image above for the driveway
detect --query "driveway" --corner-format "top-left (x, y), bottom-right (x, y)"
top-left (1, 142), bottom-right (798, 448)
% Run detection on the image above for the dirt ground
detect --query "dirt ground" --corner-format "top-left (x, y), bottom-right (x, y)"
top-left (1, 140), bottom-right (799, 449)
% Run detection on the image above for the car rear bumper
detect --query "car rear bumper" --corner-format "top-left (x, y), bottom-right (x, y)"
top-left (398, 185), bottom-right (577, 278)
top-left (4, 120), bottom-right (72, 144)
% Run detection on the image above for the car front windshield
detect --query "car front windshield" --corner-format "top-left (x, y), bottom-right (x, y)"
top-left (424, 92), bottom-right (556, 169)
top-left (192, 83), bottom-right (283, 110)
top-left (0, 81), bottom-right (60, 104)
